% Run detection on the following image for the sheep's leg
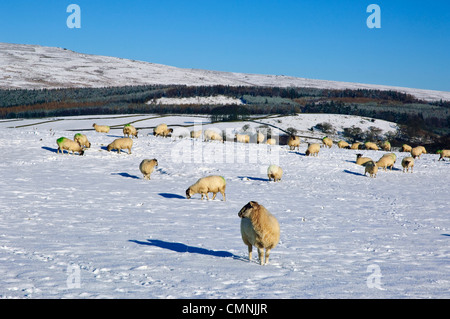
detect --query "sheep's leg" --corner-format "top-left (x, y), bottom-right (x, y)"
top-left (247, 244), bottom-right (253, 261)
top-left (265, 249), bottom-right (271, 265)
top-left (128, 147), bottom-right (132, 155)
top-left (221, 191), bottom-right (226, 201)
top-left (212, 192), bottom-right (217, 200)
top-left (257, 248), bottom-right (264, 265)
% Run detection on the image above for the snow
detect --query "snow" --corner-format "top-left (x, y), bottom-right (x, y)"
top-left (0, 113), bottom-right (449, 299)
top-left (151, 95), bottom-right (244, 105)
top-left (1, 43), bottom-right (450, 102)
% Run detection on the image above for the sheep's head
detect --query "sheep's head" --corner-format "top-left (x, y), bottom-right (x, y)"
top-left (238, 201), bottom-right (259, 218)
top-left (186, 188), bottom-right (192, 199)
top-left (107, 144), bottom-right (112, 152)
top-left (79, 149), bottom-right (85, 156)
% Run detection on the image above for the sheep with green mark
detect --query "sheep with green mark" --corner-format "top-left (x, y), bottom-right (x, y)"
top-left (56, 137), bottom-right (84, 155)
top-left (73, 133), bottom-right (91, 148)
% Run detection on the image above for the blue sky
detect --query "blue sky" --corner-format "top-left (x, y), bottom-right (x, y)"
top-left (1, 0), bottom-right (449, 91)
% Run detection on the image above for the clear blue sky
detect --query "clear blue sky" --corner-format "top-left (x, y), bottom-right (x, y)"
top-left (1, 0), bottom-right (449, 91)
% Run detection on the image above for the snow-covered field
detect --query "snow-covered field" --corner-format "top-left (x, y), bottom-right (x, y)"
top-left (0, 113), bottom-right (449, 299)
top-left (1, 42), bottom-right (450, 102)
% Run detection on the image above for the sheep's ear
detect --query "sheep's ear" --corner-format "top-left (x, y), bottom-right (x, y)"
top-left (249, 201), bottom-right (258, 208)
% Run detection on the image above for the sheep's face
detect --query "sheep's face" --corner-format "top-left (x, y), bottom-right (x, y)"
top-left (238, 201), bottom-right (258, 218)
top-left (186, 188), bottom-right (192, 199)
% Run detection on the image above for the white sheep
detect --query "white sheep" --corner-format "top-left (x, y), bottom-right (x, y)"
top-left (364, 161), bottom-right (378, 178)
top-left (401, 156), bottom-right (414, 173)
top-left (238, 201), bottom-right (280, 265)
top-left (107, 137), bottom-right (133, 154)
top-left (402, 144), bottom-right (412, 152)
top-left (287, 135), bottom-right (300, 150)
top-left (236, 133), bottom-right (250, 143)
top-left (92, 123), bottom-right (110, 133)
top-left (190, 130), bottom-right (202, 139)
top-left (266, 138), bottom-right (276, 145)
top-left (123, 124), bottom-right (138, 138)
top-left (337, 140), bottom-right (350, 149)
top-left (365, 142), bottom-right (379, 150)
top-left (356, 154), bottom-right (373, 166)
top-left (186, 175), bottom-right (226, 201)
top-left (306, 143), bottom-right (320, 156)
top-left (139, 159), bottom-right (158, 180)
top-left (56, 137), bottom-right (84, 155)
top-left (267, 164), bottom-right (283, 182)
top-left (256, 132), bottom-right (265, 144)
top-left (204, 129), bottom-right (223, 142)
top-left (376, 154), bottom-right (395, 171)
top-left (153, 124), bottom-right (173, 137)
top-left (322, 137), bottom-right (333, 148)
top-left (73, 133), bottom-right (91, 148)
top-left (411, 146), bottom-right (426, 159)
top-left (437, 149), bottom-right (450, 161)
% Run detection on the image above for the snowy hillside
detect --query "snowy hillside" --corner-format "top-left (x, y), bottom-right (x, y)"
top-left (0, 113), bottom-right (449, 299)
top-left (1, 43), bottom-right (450, 102)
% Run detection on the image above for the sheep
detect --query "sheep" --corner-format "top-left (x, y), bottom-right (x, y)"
top-left (382, 152), bottom-right (397, 162)
top-left (153, 124), bottom-right (173, 137)
top-left (437, 149), bottom-right (450, 161)
top-left (382, 141), bottom-right (391, 151)
top-left (238, 201), bottom-right (280, 265)
top-left (306, 143), bottom-right (320, 156)
top-left (256, 132), bottom-right (265, 144)
top-left (364, 161), bottom-right (378, 178)
top-left (107, 137), bottom-right (133, 154)
top-left (204, 129), bottom-right (223, 142)
top-left (402, 144), bottom-right (412, 152)
top-left (266, 138), bottom-right (276, 145)
top-left (365, 142), bottom-right (379, 150)
top-left (56, 137), bottom-right (84, 155)
top-left (185, 175), bottom-right (226, 201)
top-left (190, 130), bottom-right (202, 139)
top-left (401, 156), bottom-right (415, 173)
top-left (351, 142), bottom-right (362, 150)
top-left (356, 153), bottom-right (373, 166)
top-left (411, 146), bottom-right (426, 159)
top-left (139, 159), bottom-right (158, 180)
top-left (92, 123), bottom-right (110, 133)
top-left (123, 124), bottom-right (138, 138)
top-left (322, 136), bottom-right (333, 148)
top-left (267, 164), bottom-right (283, 182)
top-left (287, 135), bottom-right (300, 150)
top-left (337, 140), bottom-right (350, 149)
top-left (376, 154), bottom-right (395, 171)
top-left (236, 133), bottom-right (250, 143)
top-left (73, 133), bottom-right (91, 148)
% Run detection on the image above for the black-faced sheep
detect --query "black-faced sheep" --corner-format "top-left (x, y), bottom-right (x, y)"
top-left (139, 159), bottom-right (158, 180)
top-left (190, 130), bottom-right (202, 139)
top-left (56, 137), bottom-right (84, 155)
top-left (256, 132), bottom-right (265, 144)
top-left (107, 137), bottom-right (133, 154)
top-left (93, 123), bottom-right (110, 133)
top-left (73, 133), bottom-right (91, 148)
top-left (236, 134), bottom-right (250, 143)
top-left (376, 154), bottom-right (395, 171)
top-left (238, 201), bottom-right (280, 265)
top-left (437, 149), bottom-right (450, 161)
top-left (267, 164), bottom-right (283, 182)
top-left (411, 146), bottom-right (426, 159)
top-left (401, 156), bottom-right (414, 173)
top-left (153, 124), bottom-right (173, 137)
top-left (123, 124), bottom-right (138, 138)
top-left (306, 143), bottom-right (320, 156)
top-left (364, 161), bottom-right (378, 178)
top-left (287, 135), bottom-right (300, 150)
top-left (365, 142), bottom-right (379, 151)
top-left (186, 175), bottom-right (226, 201)
top-left (337, 140), bottom-right (350, 149)
top-left (356, 154), bottom-right (373, 166)
top-left (351, 142), bottom-right (362, 150)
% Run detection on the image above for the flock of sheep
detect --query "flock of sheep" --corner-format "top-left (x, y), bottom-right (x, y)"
top-left (53, 121), bottom-right (449, 266)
